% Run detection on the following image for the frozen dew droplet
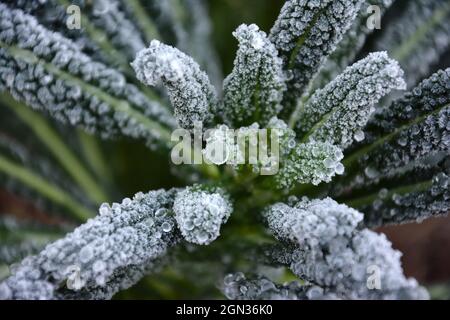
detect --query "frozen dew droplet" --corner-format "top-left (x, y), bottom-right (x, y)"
top-left (354, 130), bottom-right (365, 142)
top-left (184, 220), bottom-right (195, 231)
top-left (122, 198), bottom-right (132, 206)
top-left (335, 163), bottom-right (345, 175)
top-left (364, 166), bottom-right (379, 179)
top-left (378, 188), bottom-right (388, 199)
top-left (92, 260), bottom-right (106, 273)
top-left (197, 231), bottom-right (209, 244)
top-left (288, 139), bottom-right (296, 149)
top-left (397, 137), bottom-right (407, 147)
top-left (99, 203), bottom-right (110, 216)
top-left (155, 208), bottom-right (168, 217)
top-left (79, 246), bottom-right (94, 264)
top-left (251, 35), bottom-right (264, 50)
top-left (145, 217), bottom-right (155, 227)
top-left (323, 158), bottom-right (335, 169)
top-left (392, 193), bottom-right (402, 205)
top-left (224, 274), bottom-right (235, 285)
top-left (334, 149), bottom-right (344, 161)
top-left (162, 221), bottom-right (172, 233)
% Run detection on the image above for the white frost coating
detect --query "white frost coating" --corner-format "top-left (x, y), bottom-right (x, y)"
top-left (5, 0), bottom-right (146, 62)
top-left (313, 0), bottom-right (394, 90)
top-left (359, 163), bottom-right (450, 228)
top-left (0, 5), bottom-right (175, 146)
top-left (173, 186), bottom-right (232, 245)
top-left (0, 190), bottom-right (179, 300)
top-left (89, 0), bottom-right (146, 60)
top-left (373, 0), bottom-right (450, 87)
top-left (269, 0), bottom-right (364, 112)
top-left (264, 198), bottom-right (429, 299)
top-left (295, 52), bottom-right (406, 149)
top-left (132, 40), bottom-right (218, 129)
top-left (357, 69), bottom-right (450, 179)
top-left (222, 273), bottom-right (338, 300)
top-left (276, 141), bottom-right (344, 189)
top-left (222, 24), bottom-right (286, 127)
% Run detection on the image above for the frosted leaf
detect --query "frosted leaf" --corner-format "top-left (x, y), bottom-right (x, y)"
top-left (372, 0), bottom-right (450, 87)
top-left (0, 189), bottom-right (180, 300)
top-left (173, 186), bottom-right (233, 245)
top-left (221, 273), bottom-right (338, 300)
top-left (351, 69), bottom-right (450, 181)
top-left (0, 5), bottom-right (176, 148)
top-left (269, 0), bottom-right (364, 115)
top-left (0, 216), bottom-right (64, 266)
top-left (295, 52), bottom-right (406, 149)
top-left (4, 0), bottom-right (146, 66)
top-left (276, 141), bottom-right (344, 189)
top-left (221, 24), bottom-right (286, 127)
top-left (354, 158), bottom-right (450, 227)
top-left (313, 0), bottom-right (394, 90)
top-left (87, 0), bottom-right (146, 60)
top-left (2, 0), bottom-right (104, 61)
top-left (264, 198), bottom-right (429, 299)
top-left (132, 40), bottom-right (217, 129)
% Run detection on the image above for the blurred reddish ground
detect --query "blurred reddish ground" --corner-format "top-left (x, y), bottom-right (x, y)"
top-left (380, 215), bottom-right (450, 284)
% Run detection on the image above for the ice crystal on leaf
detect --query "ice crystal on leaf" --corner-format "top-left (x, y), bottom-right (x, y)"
top-left (0, 4), bottom-right (175, 147)
top-left (0, 190), bottom-right (179, 300)
top-left (174, 186), bottom-right (232, 245)
top-left (132, 40), bottom-right (217, 130)
top-left (222, 24), bottom-right (286, 127)
top-left (264, 198), bottom-right (429, 299)
top-left (276, 141), bottom-right (344, 189)
top-left (294, 52), bottom-right (406, 149)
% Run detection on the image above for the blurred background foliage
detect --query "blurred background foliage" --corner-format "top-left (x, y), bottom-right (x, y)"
top-left (0, 0), bottom-right (449, 299)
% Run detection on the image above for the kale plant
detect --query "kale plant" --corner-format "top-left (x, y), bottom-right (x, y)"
top-left (0, 0), bottom-right (448, 300)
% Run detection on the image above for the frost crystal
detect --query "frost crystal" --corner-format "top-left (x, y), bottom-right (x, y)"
top-left (0, 5), bottom-right (175, 146)
top-left (0, 190), bottom-right (179, 299)
top-left (132, 40), bottom-right (217, 129)
top-left (270, 0), bottom-right (364, 114)
top-left (276, 142), bottom-right (344, 189)
top-left (222, 24), bottom-right (286, 127)
top-left (264, 198), bottom-right (429, 299)
top-left (295, 52), bottom-right (406, 149)
top-left (173, 186), bottom-right (232, 245)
